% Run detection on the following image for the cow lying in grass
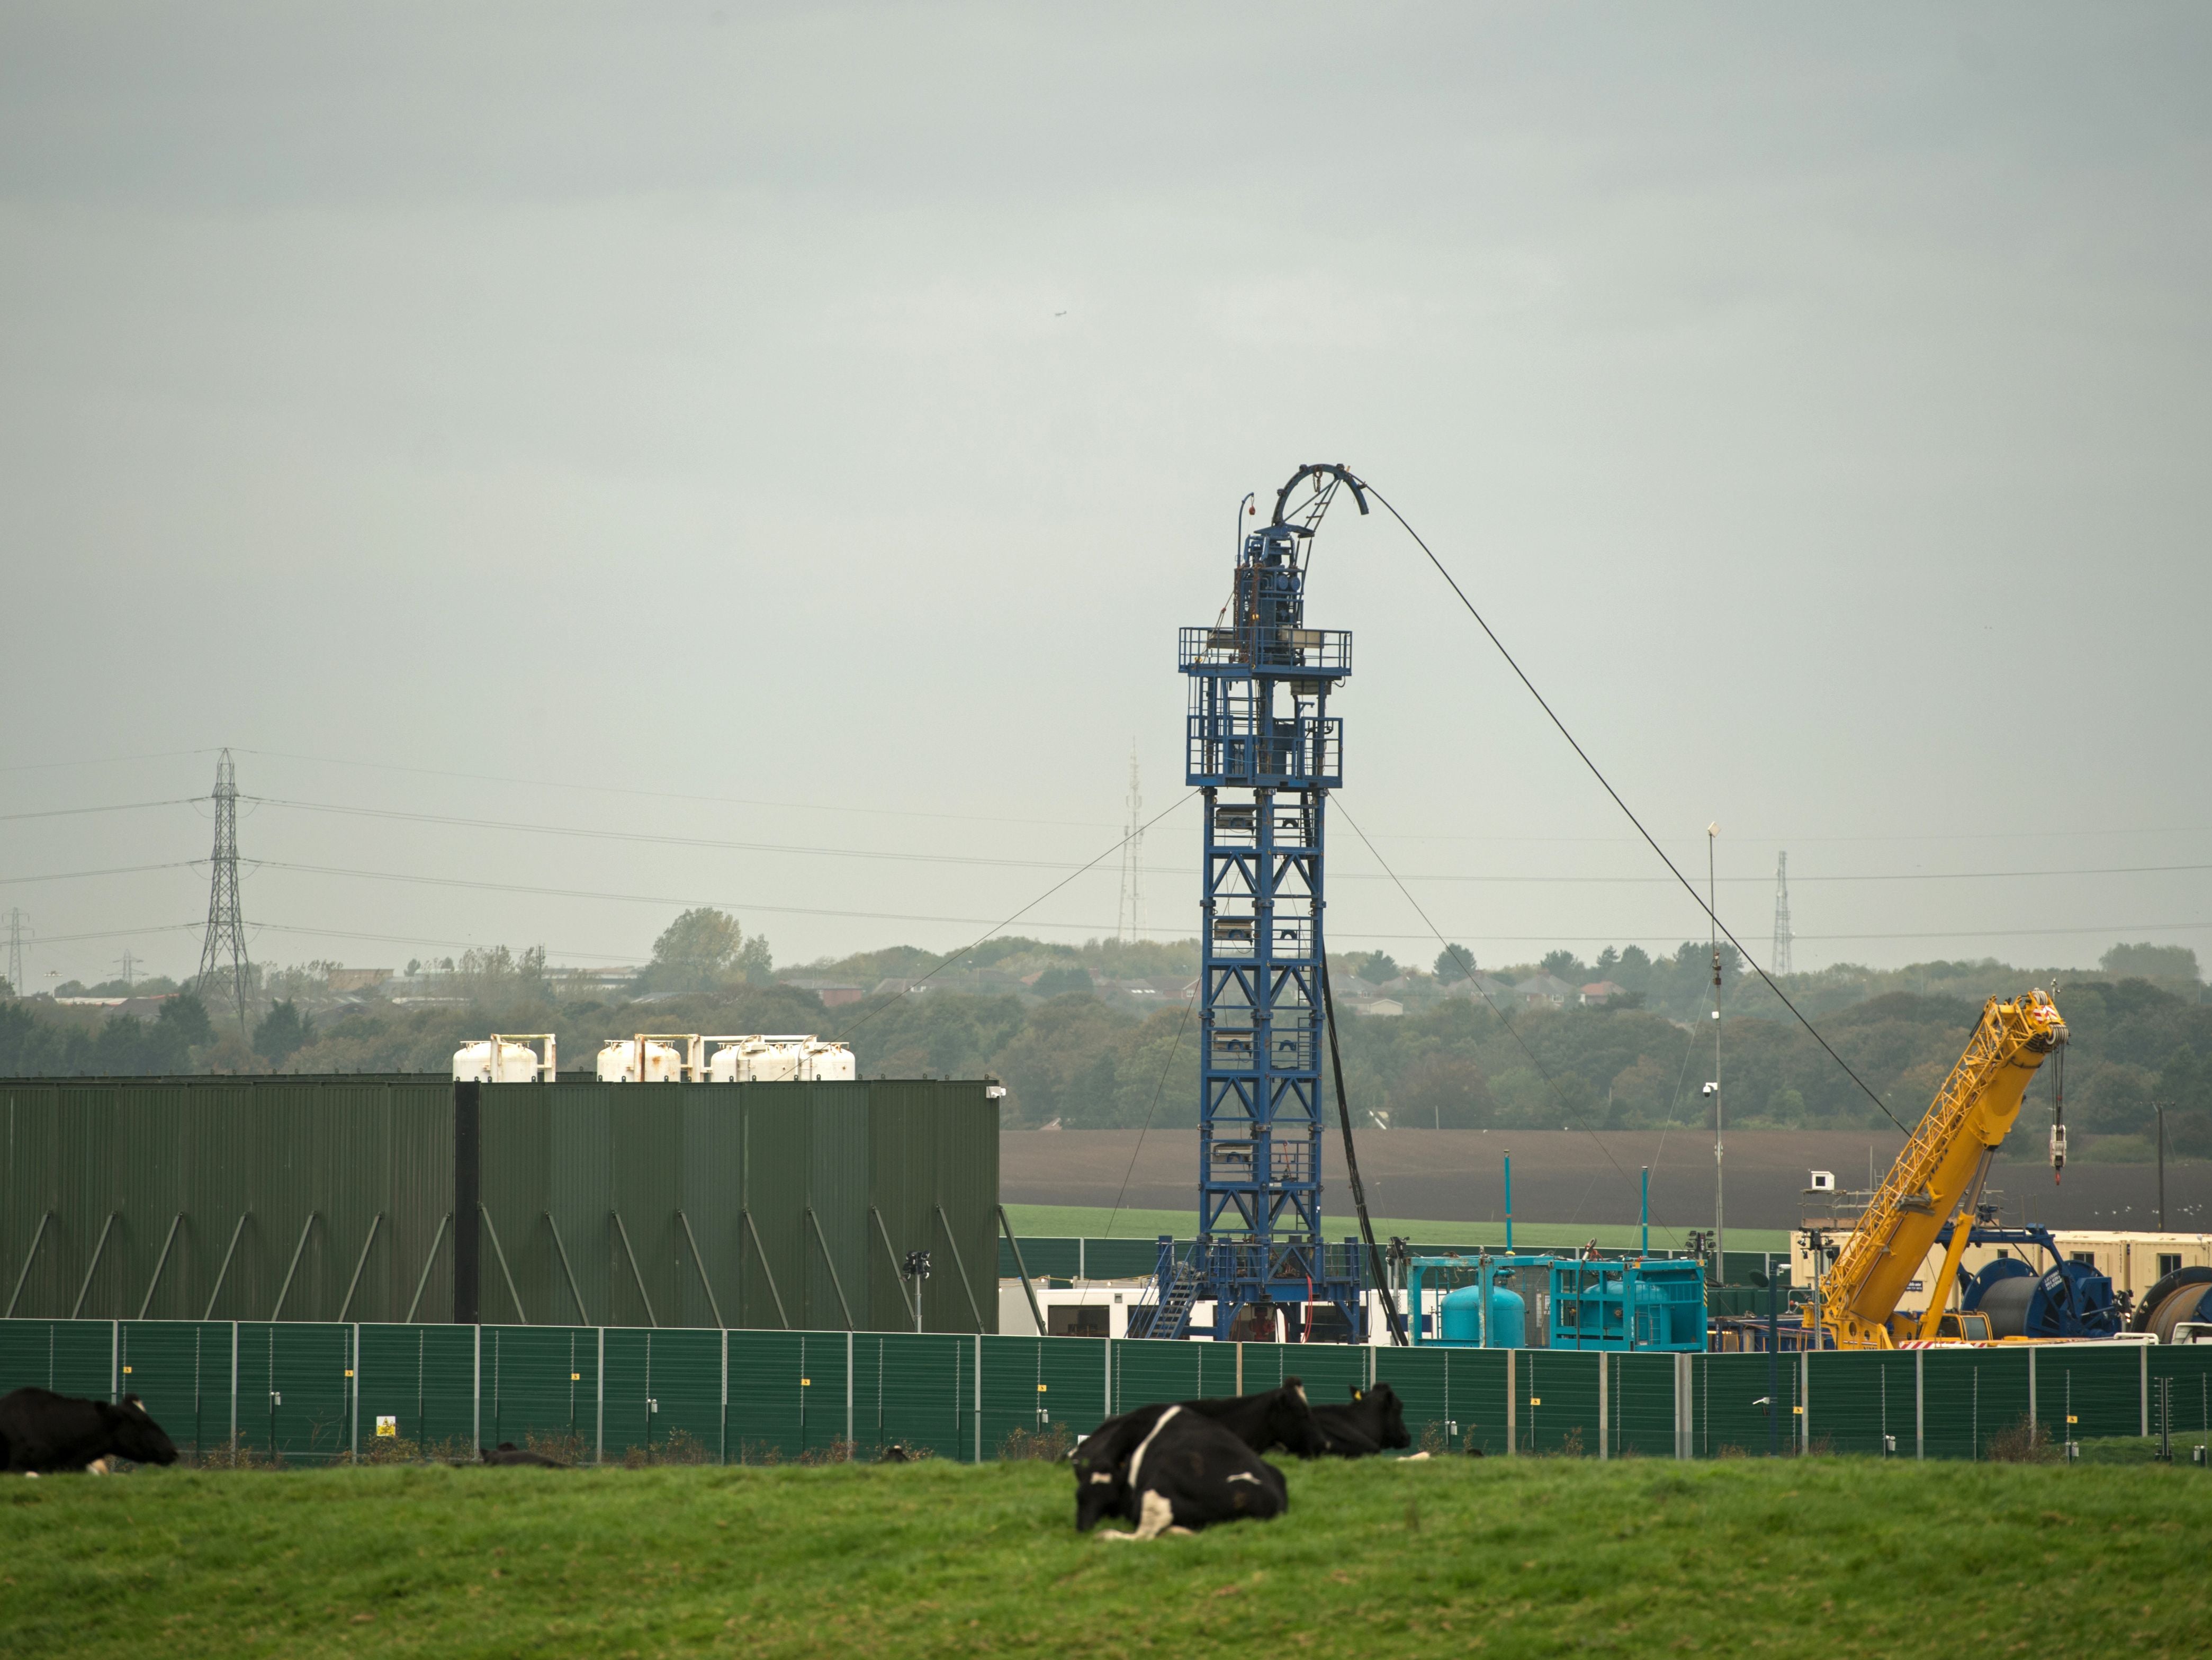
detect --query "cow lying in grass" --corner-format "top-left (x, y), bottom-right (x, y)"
top-left (1308, 1383), bottom-right (1410, 1458)
top-left (0, 1388), bottom-right (177, 1476)
top-left (479, 1442), bottom-right (569, 1467)
top-left (1073, 1405), bottom-right (1288, 1538)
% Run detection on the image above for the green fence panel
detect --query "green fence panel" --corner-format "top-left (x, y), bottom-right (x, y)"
top-left (0, 1318), bottom-right (114, 1402)
top-left (1695, 1352), bottom-right (1784, 1458)
top-left (2149, 1346), bottom-right (2212, 1455)
top-left (978, 1336), bottom-right (1056, 1455)
top-left (1517, 1350), bottom-right (1599, 1456)
top-left (601, 1327), bottom-right (724, 1465)
top-left (481, 1325), bottom-right (596, 1457)
top-left (1918, 1348), bottom-right (2028, 1460)
top-left (1109, 1339), bottom-right (1202, 1417)
top-left (1255, 1341), bottom-right (1369, 1414)
top-left (1610, 1353), bottom-right (1677, 1458)
top-left (2036, 1344), bottom-right (2144, 1446)
top-left (118, 1321), bottom-right (233, 1459)
top-left (1809, 1351), bottom-right (1916, 1457)
top-left (727, 1329), bottom-right (805, 1461)
top-left (232, 1322), bottom-right (352, 1463)
top-left (357, 1323), bottom-right (478, 1455)
top-left (867, 1332), bottom-right (971, 1461)
top-left (1375, 1346), bottom-right (1509, 1454)
top-left (798, 1330), bottom-right (852, 1460)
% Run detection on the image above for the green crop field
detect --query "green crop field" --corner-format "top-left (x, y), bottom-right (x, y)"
top-left (4, 1455), bottom-right (2206, 1658)
top-left (1002, 1204), bottom-right (1793, 1253)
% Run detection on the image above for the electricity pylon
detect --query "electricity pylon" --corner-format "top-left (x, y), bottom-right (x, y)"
top-left (195, 748), bottom-right (252, 1026)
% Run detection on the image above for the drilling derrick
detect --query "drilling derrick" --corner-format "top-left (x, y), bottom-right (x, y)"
top-left (1143, 464), bottom-right (1370, 1342)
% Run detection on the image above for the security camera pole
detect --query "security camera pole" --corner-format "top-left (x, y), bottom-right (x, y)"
top-left (902, 1249), bottom-right (931, 1335)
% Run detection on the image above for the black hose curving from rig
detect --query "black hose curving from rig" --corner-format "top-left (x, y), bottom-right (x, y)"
top-left (1321, 960), bottom-right (1407, 1347)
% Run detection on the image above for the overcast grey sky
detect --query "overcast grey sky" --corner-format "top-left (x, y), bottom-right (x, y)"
top-left (4, 3), bottom-right (2209, 987)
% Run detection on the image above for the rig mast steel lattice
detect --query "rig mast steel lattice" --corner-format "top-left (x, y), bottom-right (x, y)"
top-left (1144, 465), bottom-right (1371, 1342)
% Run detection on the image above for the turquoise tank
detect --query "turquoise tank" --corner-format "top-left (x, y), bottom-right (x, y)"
top-left (1440, 1283), bottom-right (1526, 1348)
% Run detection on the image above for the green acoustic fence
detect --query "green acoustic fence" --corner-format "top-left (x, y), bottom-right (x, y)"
top-left (7, 1319), bottom-right (2212, 1467)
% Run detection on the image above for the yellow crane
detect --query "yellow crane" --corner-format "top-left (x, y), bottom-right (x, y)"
top-left (1808, 989), bottom-right (2067, 1349)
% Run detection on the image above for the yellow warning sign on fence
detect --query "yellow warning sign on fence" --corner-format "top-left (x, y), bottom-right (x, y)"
top-left (375, 1416), bottom-right (398, 1438)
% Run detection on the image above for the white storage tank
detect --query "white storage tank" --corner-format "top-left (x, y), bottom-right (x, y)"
top-left (799, 1040), bottom-right (856, 1081)
top-left (697, 1034), bottom-right (854, 1082)
top-left (596, 1038), bottom-right (687, 1083)
top-left (452, 1039), bottom-right (546, 1084)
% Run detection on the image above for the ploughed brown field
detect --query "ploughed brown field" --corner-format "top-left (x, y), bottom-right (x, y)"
top-left (1001, 1129), bottom-right (2204, 1233)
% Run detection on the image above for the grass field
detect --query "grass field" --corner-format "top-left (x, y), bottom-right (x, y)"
top-left (1002, 1204), bottom-right (1793, 1253)
top-left (5, 1455), bottom-right (2206, 1657)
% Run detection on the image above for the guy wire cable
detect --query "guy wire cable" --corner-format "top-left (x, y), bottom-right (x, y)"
top-left (1360, 477), bottom-right (1914, 1138)
top-left (1336, 799), bottom-right (1685, 1251)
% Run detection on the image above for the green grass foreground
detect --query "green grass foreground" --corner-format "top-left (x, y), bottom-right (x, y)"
top-left (5, 1457), bottom-right (2208, 1658)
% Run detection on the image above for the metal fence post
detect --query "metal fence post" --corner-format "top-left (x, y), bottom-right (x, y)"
top-left (1103, 1337), bottom-right (1113, 1419)
top-left (472, 1324), bottom-right (482, 1452)
top-left (1915, 1350), bottom-right (1925, 1460)
top-left (2027, 1347), bottom-right (2037, 1432)
top-left (720, 1329), bottom-right (729, 1466)
top-left (845, 1330), bottom-right (855, 1448)
top-left (1505, 1350), bottom-right (1516, 1456)
top-left (2141, 1344), bottom-right (2151, 1438)
top-left (229, 1321), bottom-right (239, 1456)
top-left (974, 1334), bottom-right (983, 1464)
top-left (110, 1320), bottom-right (120, 1404)
top-left (595, 1326), bottom-right (605, 1466)
top-left (1800, 1350), bottom-right (1811, 1453)
top-left (1597, 1354), bottom-right (1608, 1461)
top-left (351, 1324), bottom-right (361, 1463)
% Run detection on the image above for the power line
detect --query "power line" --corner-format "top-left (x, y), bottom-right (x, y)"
top-left (241, 793), bottom-right (1194, 877)
top-left (0, 862), bottom-right (201, 886)
top-left (0, 797), bottom-right (204, 823)
top-left (230, 746), bottom-right (1119, 832)
top-left (831, 791), bottom-right (1202, 1044)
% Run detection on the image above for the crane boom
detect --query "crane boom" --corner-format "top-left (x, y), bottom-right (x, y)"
top-left (1815, 989), bottom-right (2066, 1348)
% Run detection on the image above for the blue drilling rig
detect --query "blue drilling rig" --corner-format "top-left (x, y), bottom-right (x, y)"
top-left (1138, 464), bottom-right (1374, 1342)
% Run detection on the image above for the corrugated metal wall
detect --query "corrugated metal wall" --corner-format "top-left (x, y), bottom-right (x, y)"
top-left (2, 1077), bottom-right (996, 1332)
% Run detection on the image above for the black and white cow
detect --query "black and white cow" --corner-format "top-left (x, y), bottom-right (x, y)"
top-left (479, 1442), bottom-right (569, 1468)
top-left (0, 1388), bottom-right (178, 1475)
top-left (1072, 1405), bottom-right (1288, 1538)
top-left (1308, 1382), bottom-right (1410, 1458)
top-left (1177, 1377), bottom-right (1327, 1459)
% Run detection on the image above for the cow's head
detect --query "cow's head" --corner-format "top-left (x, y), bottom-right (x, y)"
top-left (1351, 1383), bottom-right (1410, 1450)
top-left (1266, 1377), bottom-right (1327, 1458)
top-left (1070, 1440), bottom-right (1129, 1533)
top-left (105, 1396), bottom-right (178, 1466)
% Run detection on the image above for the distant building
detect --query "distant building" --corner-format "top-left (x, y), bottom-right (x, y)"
top-left (1360, 998), bottom-right (1406, 1018)
top-left (1512, 973), bottom-right (1580, 1008)
top-left (1579, 980), bottom-right (1628, 1006)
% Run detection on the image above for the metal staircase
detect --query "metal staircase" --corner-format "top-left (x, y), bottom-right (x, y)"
top-left (1132, 1262), bottom-right (1201, 1340)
